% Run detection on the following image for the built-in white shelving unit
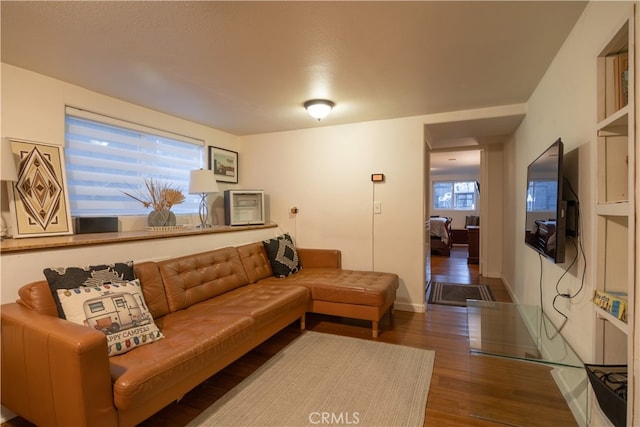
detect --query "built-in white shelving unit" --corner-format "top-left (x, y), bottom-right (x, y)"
top-left (593, 8), bottom-right (636, 426)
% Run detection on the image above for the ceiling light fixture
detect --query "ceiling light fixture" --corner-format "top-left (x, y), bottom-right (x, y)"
top-left (304, 99), bottom-right (335, 121)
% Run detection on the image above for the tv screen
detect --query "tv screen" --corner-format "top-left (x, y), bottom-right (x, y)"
top-left (524, 138), bottom-right (566, 263)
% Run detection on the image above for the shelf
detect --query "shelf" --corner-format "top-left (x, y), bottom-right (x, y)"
top-left (597, 105), bottom-right (629, 136)
top-left (595, 306), bottom-right (630, 335)
top-left (593, 11), bottom-right (634, 425)
top-left (596, 202), bottom-right (630, 216)
top-left (0, 222), bottom-right (278, 254)
top-left (596, 132), bottom-right (629, 203)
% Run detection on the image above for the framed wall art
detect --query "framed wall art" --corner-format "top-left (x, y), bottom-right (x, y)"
top-left (7, 139), bottom-right (73, 238)
top-left (208, 146), bottom-right (238, 183)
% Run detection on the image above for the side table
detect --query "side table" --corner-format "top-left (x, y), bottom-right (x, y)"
top-left (467, 225), bottom-right (479, 264)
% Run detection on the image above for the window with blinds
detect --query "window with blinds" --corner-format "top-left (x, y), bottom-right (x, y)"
top-left (65, 108), bottom-right (204, 216)
top-left (433, 180), bottom-right (477, 210)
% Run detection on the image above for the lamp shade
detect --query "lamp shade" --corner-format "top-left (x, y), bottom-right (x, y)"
top-left (304, 99), bottom-right (335, 121)
top-left (1, 138), bottom-right (18, 181)
top-left (188, 169), bottom-right (219, 194)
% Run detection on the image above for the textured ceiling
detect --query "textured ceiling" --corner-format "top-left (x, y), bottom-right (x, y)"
top-left (431, 149), bottom-right (481, 176)
top-left (2, 1), bottom-right (587, 141)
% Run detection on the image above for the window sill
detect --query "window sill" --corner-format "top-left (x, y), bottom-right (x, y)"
top-left (0, 222), bottom-right (277, 254)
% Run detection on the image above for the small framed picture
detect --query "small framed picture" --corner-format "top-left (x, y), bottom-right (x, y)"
top-left (208, 146), bottom-right (238, 183)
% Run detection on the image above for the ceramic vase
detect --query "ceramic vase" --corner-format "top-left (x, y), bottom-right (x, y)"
top-left (147, 210), bottom-right (176, 227)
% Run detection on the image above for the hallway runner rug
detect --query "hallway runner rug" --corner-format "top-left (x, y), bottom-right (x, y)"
top-left (428, 282), bottom-right (495, 307)
top-left (186, 331), bottom-right (435, 427)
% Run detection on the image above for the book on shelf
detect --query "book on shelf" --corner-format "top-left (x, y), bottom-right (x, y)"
top-left (614, 52), bottom-right (629, 110)
top-left (593, 289), bottom-right (628, 322)
top-left (605, 51), bottom-right (629, 114)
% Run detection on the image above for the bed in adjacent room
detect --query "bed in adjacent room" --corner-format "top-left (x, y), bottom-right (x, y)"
top-left (428, 216), bottom-right (453, 257)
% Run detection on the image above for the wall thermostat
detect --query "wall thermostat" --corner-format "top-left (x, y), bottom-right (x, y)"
top-left (371, 173), bottom-right (385, 182)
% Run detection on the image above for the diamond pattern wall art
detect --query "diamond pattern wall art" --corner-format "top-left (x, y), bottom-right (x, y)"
top-left (8, 139), bottom-right (72, 238)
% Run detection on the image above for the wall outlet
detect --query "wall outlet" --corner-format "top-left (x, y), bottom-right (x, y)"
top-left (373, 201), bottom-right (382, 214)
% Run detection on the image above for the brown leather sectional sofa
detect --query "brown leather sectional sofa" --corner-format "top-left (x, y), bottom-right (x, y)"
top-left (1, 241), bottom-right (398, 427)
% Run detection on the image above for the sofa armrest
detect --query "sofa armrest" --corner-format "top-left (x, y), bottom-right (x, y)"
top-left (1, 303), bottom-right (117, 427)
top-left (297, 248), bottom-right (342, 269)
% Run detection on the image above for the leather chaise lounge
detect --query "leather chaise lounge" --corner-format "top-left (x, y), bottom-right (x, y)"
top-left (1, 239), bottom-right (398, 427)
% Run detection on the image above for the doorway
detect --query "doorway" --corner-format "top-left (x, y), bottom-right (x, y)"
top-left (428, 149), bottom-right (481, 282)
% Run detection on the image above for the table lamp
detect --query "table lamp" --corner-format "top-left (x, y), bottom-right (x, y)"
top-left (1, 138), bottom-right (18, 182)
top-left (1, 138), bottom-right (18, 239)
top-left (188, 168), bottom-right (219, 228)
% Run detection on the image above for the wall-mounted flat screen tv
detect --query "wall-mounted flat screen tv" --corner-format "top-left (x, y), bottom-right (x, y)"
top-left (524, 138), bottom-right (566, 263)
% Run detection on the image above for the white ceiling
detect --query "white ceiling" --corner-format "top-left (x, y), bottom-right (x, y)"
top-left (431, 149), bottom-right (480, 176)
top-left (1, 1), bottom-right (587, 146)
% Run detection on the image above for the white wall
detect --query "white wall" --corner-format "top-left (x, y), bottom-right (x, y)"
top-left (239, 118), bottom-right (426, 312)
top-left (480, 144), bottom-right (504, 279)
top-left (507, 1), bottom-right (634, 363)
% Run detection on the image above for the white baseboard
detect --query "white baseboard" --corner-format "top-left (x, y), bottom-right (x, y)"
top-left (394, 301), bottom-right (425, 313)
top-left (483, 270), bottom-right (502, 279)
top-left (500, 276), bottom-right (519, 304)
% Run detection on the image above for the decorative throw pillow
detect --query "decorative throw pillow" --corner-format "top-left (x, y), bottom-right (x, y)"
top-left (43, 261), bottom-right (135, 319)
top-left (56, 279), bottom-right (164, 356)
top-left (262, 233), bottom-right (301, 278)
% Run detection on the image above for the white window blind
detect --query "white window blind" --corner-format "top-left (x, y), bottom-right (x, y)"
top-left (65, 108), bottom-right (204, 216)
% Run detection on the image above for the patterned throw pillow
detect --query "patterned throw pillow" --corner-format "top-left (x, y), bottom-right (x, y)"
top-left (262, 233), bottom-right (301, 278)
top-left (57, 279), bottom-right (164, 356)
top-left (43, 261), bottom-right (135, 319)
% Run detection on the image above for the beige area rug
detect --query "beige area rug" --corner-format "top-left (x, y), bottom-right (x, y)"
top-left (187, 331), bottom-right (435, 427)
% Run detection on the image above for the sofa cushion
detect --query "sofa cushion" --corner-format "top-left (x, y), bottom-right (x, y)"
top-left (43, 261), bottom-right (135, 319)
top-left (262, 233), bottom-right (301, 278)
top-left (57, 279), bottom-right (164, 356)
top-left (191, 283), bottom-right (310, 326)
top-left (259, 269), bottom-right (399, 307)
top-left (236, 242), bottom-right (274, 283)
top-left (110, 312), bottom-right (255, 411)
top-left (133, 261), bottom-right (171, 319)
top-left (158, 247), bottom-right (250, 312)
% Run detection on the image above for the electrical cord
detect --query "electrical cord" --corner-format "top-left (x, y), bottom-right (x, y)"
top-left (556, 177), bottom-right (587, 301)
top-left (537, 176), bottom-right (586, 340)
top-left (538, 252), bottom-right (568, 340)
top-left (371, 182), bottom-right (376, 271)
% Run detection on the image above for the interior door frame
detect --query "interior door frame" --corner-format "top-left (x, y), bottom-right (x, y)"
top-left (425, 145), bottom-right (487, 280)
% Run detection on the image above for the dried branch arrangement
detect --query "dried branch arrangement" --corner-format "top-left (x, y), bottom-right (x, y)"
top-left (122, 178), bottom-right (185, 211)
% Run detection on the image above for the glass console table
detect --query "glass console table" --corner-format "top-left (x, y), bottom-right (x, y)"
top-left (466, 300), bottom-right (586, 426)
top-left (467, 300), bottom-right (583, 367)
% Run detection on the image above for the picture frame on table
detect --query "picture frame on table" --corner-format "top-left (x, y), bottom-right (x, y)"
top-left (208, 146), bottom-right (238, 183)
top-left (6, 138), bottom-right (73, 238)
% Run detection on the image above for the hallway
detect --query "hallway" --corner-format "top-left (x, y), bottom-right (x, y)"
top-left (427, 245), bottom-right (512, 303)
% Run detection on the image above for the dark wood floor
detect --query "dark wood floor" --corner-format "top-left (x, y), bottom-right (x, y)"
top-left (3, 246), bottom-right (576, 427)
